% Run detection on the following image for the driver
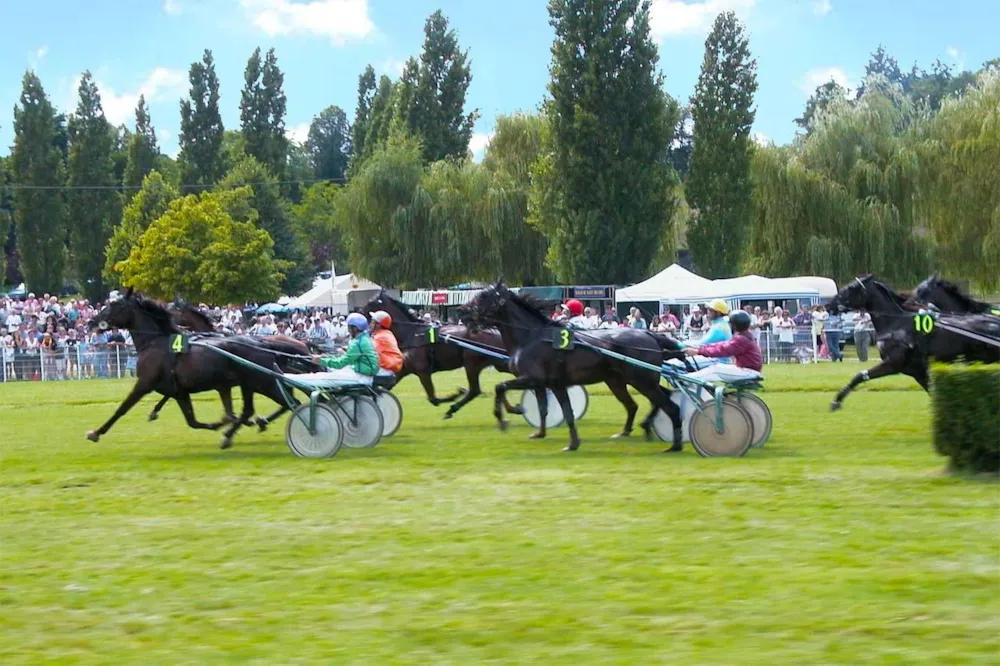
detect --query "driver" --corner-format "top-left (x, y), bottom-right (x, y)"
top-left (679, 298), bottom-right (732, 369)
top-left (309, 312), bottom-right (380, 383)
top-left (564, 299), bottom-right (591, 329)
top-left (369, 310), bottom-right (403, 378)
top-left (684, 310), bottom-right (763, 382)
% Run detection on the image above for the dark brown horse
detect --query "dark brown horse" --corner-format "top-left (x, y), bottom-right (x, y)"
top-left (86, 291), bottom-right (320, 448)
top-left (361, 292), bottom-right (523, 419)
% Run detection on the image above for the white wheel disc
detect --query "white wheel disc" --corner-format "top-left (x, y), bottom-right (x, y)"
top-left (689, 401), bottom-right (753, 458)
top-left (331, 395), bottom-right (384, 449)
top-left (520, 390), bottom-right (565, 429)
top-left (567, 386), bottom-right (589, 422)
top-left (285, 404), bottom-right (343, 458)
top-left (733, 393), bottom-right (772, 448)
top-left (376, 391), bottom-right (403, 438)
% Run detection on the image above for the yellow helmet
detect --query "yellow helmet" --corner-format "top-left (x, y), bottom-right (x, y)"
top-left (707, 299), bottom-right (730, 316)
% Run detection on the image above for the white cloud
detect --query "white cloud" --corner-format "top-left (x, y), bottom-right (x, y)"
top-left (241, 0), bottom-right (374, 46)
top-left (752, 131), bottom-right (770, 146)
top-left (799, 66), bottom-right (851, 96)
top-left (68, 67), bottom-right (187, 126)
top-left (650, 0), bottom-right (755, 39)
top-left (35, 45), bottom-right (49, 60)
top-left (380, 57), bottom-right (406, 78)
top-left (469, 132), bottom-right (493, 162)
top-left (812, 0), bottom-right (831, 16)
top-left (163, 0), bottom-right (182, 14)
top-left (946, 46), bottom-right (965, 70)
top-left (286, 122), bottom-right (311, 145)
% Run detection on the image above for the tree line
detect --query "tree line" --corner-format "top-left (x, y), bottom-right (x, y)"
top-left (1, 1), bottom-right (997, 305)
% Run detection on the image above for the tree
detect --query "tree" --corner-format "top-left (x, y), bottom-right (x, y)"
top-left (0, 155), bottom-right (11, 285)
top-left (795, 79), bottom-right (848, 134)
top-left (350, 65), bottom-right (377, 165)
top-left (104, 171), bottom-right (179, 284)
top-left (913, 68), bottom-right (1000, 290)
top-left (117, 187), bottom-right (283, 303)
top-left (179, 49), bottom-right (225, 188)
top-left (531, 0), bottom-right (679, 283)
top-left (124, 95), bottom-right (159, 190)
top-left (66, 72), bottom-right (120, 301)
top-left (110, 124), bottom-right (131, 186)
top-left (291, 182), bottom-right (347, 273)
top-left (686, 11), bottom-right (758, 277)
top-left (218, 156), bottom-right (311, 293)
top-left (392, 10), bottom-right (478, 163)
top-left (855, 44), bottom-right (905, 99)
top-left (669, 106), bottom-right (694, 179)
top-left (305, 105), bottom-right (351, 181)
top-left (11, 72), bottom-right (67, 294)
top-left (355, 75), bottom-right (395, 165)
top-left (240, 47), bottom-right (288, 176)
top-left (482, 113), bottom-right (551, 284)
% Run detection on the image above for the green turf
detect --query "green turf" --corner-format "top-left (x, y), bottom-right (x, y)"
top-left (1, 364), bottom-right (997, 664)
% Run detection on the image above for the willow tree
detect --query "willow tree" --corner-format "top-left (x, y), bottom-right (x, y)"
top-left (748, 75), bottom-right (932, 286)
top-left (912, 68), bottom-right (1000, 290)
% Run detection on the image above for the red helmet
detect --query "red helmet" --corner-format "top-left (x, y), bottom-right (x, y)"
top-left (565, 299), bottom-right (584, 317)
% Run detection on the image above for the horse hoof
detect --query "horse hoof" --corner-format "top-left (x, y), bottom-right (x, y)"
top-left (220, 437), bottom-right (233, 450)
top-left (663, 444), bottom-right (683, 454)
top-left (457, 387), bottom-right (468, 396)
top-left (562, 445), bottom-right (579, 452)
top-left (610, 432), bottom-right (630, 439)
top-left (830, 401), bottom-right (842, 412)
top-left (498, 420), bottom-right (509, 432)
top-left (147, 412), bottom-right (158, 422)
top-left (644, 428), bottom-right (655, 442)
top-left (442, 412), bottom-right (454, 420)
top-left (528, 432), bottom-right (545, 440)
top-left (86, 431), bottom-right (100, 443)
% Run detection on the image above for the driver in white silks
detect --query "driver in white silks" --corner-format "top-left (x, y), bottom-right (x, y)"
top-left (297, 312), bottom-right (380, 387)
top-left (671, 310), bottom-right (764, 440)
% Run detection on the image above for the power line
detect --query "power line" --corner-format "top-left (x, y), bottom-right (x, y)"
top-left (1, 177), bottom-right (348, 191)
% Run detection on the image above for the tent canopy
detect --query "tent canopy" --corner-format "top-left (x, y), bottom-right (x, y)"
top-left (616, 264), bottom-right (830, 306)
top-left (289, 273), bottom-right (381, 312)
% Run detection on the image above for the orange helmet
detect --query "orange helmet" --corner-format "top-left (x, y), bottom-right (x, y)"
top-left (369, 310), bottom-right (392, 329)
top-left (565, 299), bottom-right (584, 317)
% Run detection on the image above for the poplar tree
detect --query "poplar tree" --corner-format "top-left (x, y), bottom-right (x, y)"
top-left (179, 49), bottom-right (225, 188)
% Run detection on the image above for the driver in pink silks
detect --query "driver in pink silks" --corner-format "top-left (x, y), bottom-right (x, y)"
top-left (671, 311), bottom-right (763, 442)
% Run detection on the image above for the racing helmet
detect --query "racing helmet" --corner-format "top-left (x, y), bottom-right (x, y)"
top-left (707, 299), bottom-right (731, 316)
top-left (346, 312), bottom-right (369, 331)
top-left (369, 310), bottom-right (392, 329)
top-left (565, 299), bottom-right (584, 317)
top-left (728, 310), bottom-right (752, 332)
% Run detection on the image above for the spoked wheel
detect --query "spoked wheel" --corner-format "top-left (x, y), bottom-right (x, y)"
top-left (375, 391), bottom-right (403, 438)
top-left (689, 399), bottom-right (753, 458)
top-left (520, 386), bottom-right (590, 429)
top-left (285, 404), bottom-right (343, 458)
top-left (732, 392), bottom-right (772, 448)
top-left (330, 395), bottom-right (384, 449)
top-left (520, 390), bottom-right (565, 429)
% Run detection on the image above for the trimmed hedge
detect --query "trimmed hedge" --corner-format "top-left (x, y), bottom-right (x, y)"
top-left (931, 363), bottom-right (1000, 474)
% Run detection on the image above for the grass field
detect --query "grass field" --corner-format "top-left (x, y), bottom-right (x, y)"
top-left (2, 364), bottom-right (997, 664)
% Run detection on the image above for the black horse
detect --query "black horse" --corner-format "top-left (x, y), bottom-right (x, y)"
top-left (828, 275), bottom-right (1000, 410)
top-left (914, 275), bottom-right (1000, 316)
top-left (86, 290), bottom-right (318, 449)
top-left (360, 292), bottom-right (524, 419)
top-left (463, 282), bottom-right (686, 452)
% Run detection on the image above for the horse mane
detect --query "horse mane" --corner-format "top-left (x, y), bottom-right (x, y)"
top-left (177, 303), bottom-right (215, 329)
top-left (929, 277), bottom-right (986, 310)
top-left (507, 290), bottom-right (556, 325)
top-left (382, 293), bottom-right (419, 322)
top-left (134, 296), bottom-right (180, 333)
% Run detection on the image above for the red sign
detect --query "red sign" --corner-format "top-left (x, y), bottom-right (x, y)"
top-left (431, 292), bottom-right (448, 305)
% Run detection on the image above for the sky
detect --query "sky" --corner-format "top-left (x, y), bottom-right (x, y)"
top-left (0, 0), bottom-right (996, 161)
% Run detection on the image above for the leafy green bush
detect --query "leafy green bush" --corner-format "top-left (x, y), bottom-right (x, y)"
top-left (931, 363), bottom-right (1000, 474)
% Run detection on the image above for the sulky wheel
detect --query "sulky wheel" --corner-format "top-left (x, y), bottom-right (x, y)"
top-left (331, 395), bottom-right (384, 449)
top-left (285, 404), bottom-right (344, 458)
top-left (689, 400), bottom-right (753, 458)
top-left (375, 391), bottom-right (403, 438)
top-left (567, 385), bottom-right (589, 422)
top-left (731, 392), bottom-right (772, 448)
top-left (520, 389), bottom-right (566, 429)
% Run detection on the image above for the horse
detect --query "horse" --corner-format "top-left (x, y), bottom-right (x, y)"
top-left (827, 275), bottom-right (1000, 411)
top-left (360, 292), bottom-right (524, 419)
top-left (914, 275), bottom-right (1000, 316)
top-left (86, 290), bottom-right (319, 449)
top-left (462, 282), bottom-right (687, 452)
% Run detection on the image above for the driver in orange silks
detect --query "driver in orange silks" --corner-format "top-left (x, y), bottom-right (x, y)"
top-left (369, 310), bottom-right (404, 378)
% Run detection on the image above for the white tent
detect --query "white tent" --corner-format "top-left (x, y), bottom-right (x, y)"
top-left (289, 273), bottom-right (382, 312)
top-left (616, 264), bottom-right (716, 303)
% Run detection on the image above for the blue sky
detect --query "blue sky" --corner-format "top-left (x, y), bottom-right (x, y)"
top-left (1, 0), bottom-right (995, 160)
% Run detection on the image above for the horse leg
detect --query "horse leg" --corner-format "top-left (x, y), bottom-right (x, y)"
top-left (444, 364), bottom-right (486, 419)
top-left (174, 392), bottom-right (226, 431)
top-left (634, 384), bottom-right (683, 452)
top-left (493, 376), bottom-right (536, 432)
top-left (218, 386), bottom-right (238, 424)
top-left (830, 358), bottom-right (903, 411)
top-left (87, 381), bottom-right (153, 442)
top-left (220, 385), bottom-right (256, 449)
top-left (251, 385), bottom-right (300, 433)
top-left (147, 394), bottom-right (170, 422)
top-left (605, 376), bottom-right (638, 439)
top-left (494, 362), bottom-right (524, 415)
top-left (552, 387), bottom-right (582, 452)
top-left (528, 388), bottom-right (548, 440)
